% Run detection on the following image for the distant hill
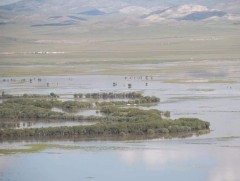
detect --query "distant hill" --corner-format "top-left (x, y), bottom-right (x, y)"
top-left (0, 0), bottom-right (239, 26)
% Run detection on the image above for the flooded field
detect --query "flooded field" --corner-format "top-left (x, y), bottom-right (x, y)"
top-left (0, 60), bottom-right (240, 180)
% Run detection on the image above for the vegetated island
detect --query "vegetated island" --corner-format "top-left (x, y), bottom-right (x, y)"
top-left (0, 92), bottom-right (210, 140)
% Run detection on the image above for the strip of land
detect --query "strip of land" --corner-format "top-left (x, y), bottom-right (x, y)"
top-left (0, 92), bottom-right (210, 140)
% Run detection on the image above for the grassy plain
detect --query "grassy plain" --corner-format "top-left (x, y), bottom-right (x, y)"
top-left (0, 22), bottom-right (240, 77)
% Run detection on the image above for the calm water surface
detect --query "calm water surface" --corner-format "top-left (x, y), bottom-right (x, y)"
top-left (0, 138), bottom-right (239, 181)
top-left (0, 60), bottom-right (240, 181)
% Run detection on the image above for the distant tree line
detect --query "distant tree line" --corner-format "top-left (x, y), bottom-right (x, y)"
top-left (74, 92), bottom-right (146, 99)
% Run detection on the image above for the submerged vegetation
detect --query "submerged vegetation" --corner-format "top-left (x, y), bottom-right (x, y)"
top-left (0, 92), bottom-right (210, 140)
top-left (0, 144), bottom-right (80, 154)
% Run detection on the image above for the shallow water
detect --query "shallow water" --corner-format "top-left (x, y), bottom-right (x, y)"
top-left (0, 138), bottom-right (240, 181)
top-left (75, 109), bottom-right (102, 117)
top-left (52, 107), bottom-right (102, 117)
top-left (16, 121), bottom-right (96, 129)
top-left (0, 121), bottom-right (96, 130)
top-left (1, 60), bottom-right (239, 95)
top-left (0, 60), bottom-right (240, 180)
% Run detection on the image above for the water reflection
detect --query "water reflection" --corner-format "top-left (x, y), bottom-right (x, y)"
top-left (118, 145), bottom-right (199, 170)
top-left (117, 141), bottom-right (240, 180)
top-left (0, 156), bottom-right (14, 173)
top-left (0, 60), bottom-right (240, 180)
top-left (209, 148), bottom-right (240, 181)
top-left (1, 139), bottom-right (239, 181)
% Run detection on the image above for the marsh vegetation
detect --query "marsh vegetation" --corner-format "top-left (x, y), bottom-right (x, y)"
top-left (0, 92), bottom-right (209, 140)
